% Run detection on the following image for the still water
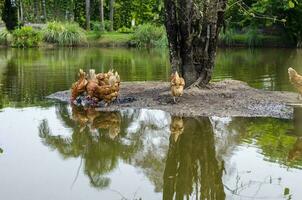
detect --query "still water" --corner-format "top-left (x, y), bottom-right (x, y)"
top-left (0, 48), bottom-right (302, 200)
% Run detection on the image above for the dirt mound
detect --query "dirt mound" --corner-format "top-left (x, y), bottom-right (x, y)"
top-left (47, 80), bottom-right (301, 119)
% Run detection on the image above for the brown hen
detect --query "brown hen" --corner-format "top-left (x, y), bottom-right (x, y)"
top-left (170, 71), bottom-right (185, 103)
top-left (288, 67), bottom-right (302, 99)
top-left (71, 69), bottom-right (88, 101)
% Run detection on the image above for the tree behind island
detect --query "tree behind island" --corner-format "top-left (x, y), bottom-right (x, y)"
top-left (164, 0), bottom-right (228, 86)
top-left (2, 0), bottom-right (18, 31)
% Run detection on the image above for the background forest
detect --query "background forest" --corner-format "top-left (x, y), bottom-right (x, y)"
top-left (0, 0), bottom-right (301, 47)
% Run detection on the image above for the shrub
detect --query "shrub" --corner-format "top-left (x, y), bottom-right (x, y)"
top-left (131, 23), bottom-right (167, 48)
top-left (219, 29), bottom-right (235, 46)
top-left (12, 26), bottom-right (42, 47)
top-left (42, 21), bottom-right (87, 46)
top-left (117, 26), bottom-right (133, 33)
top-left (246, 28), bottom-right (263, 47)
top-left (0, 28), bottom-right (13, 45)
top-left (104, 20), bottom-right (112, 32)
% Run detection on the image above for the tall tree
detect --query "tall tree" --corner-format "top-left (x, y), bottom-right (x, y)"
top-left (41, 0), bottom-right (46, 21)
top-left (74, 0), bottom-right (86, 28)
top-left (109, 0), bottom-right (114, 31)
top-left (164, 0), bottom-right (228, 86)
top-left (99, 0), bottom-right (104, 31)
top-left (33, 0), bottom-right (39, 21)
top-left (2, 0), bottom-right (18, 31)
top-left (85, 0), bottom-right (91, 30)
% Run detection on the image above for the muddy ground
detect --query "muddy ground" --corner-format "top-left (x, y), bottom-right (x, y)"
top-left (47, 80), bottom-right (301, 119)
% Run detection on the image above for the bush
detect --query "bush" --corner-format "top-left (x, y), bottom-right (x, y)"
top-left (246, 28), bottom-right (263, 47)
top-left (42, 21), bottom-right (87, 46)
top-left (117, 26), bottom-right (133, 33)
top-left (12, 26), bottom-right (42, 47)
top-left (91, 21), bottom-right (102, 32)
top-left (104, 20), bottom-right (112, 32)
top-left (0, 28), bottom-right (13, 45)
top-left (131, 23), bottom-right (167, 48)
top-left (219, 29), bottom-right (235, 46)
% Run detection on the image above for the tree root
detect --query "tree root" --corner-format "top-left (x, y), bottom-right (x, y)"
top-left (186, 78), bottom-right (227, 98)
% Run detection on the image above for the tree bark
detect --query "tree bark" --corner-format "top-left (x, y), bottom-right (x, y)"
top-left (99, 0), bottom-right (104, 31)
top-left (164, 0), bottom-right (228, 87)
top-left (33, 0), bottom-right (39, 21)
top-left (85, 0), bottom-right (90, 30)
top-left (41, 0), bottom-right (46, 21)
top-left (109, 0), bottom-right (115, 31)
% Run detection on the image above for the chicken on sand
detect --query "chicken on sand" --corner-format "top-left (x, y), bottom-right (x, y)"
top-left (71, 69), bottom-right (121, 105)
top-left (71, 69), bottom-right (88, 101)
top-left (170, 71), bottom-right (185, 103)
top-left (288, 67), bottom-right (302, 99)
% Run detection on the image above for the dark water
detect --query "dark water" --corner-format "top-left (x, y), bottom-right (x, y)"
top-left (0, 48), bottom-right (302, 200)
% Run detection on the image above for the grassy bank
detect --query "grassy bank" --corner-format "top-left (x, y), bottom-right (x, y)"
top-left (219, 30), bottom-right (294, 48)
top-left (88, 32), bottom-right (292, 48)
top-left (87, 32), bottom-right (133, 47)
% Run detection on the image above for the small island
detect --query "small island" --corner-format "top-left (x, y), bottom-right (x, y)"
top-left (47, 80), bottom-right (300, 119)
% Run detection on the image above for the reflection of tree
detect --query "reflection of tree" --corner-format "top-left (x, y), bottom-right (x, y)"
top-left (163, 117), bottom-right (225, 200)
top-left (228, 117), bottom-right (302, 168)
top-left (38, 104), bottom-right (142, 189)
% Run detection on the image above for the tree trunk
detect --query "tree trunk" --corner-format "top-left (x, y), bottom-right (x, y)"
top-left (85, 0), bottom-right (90, 30)
top-left (109, 0), bottom-right (114, 31)
top-left (164, 0), bottom-right (228, 87)
top-left (41, 0), bottom-right (46, 21)
top-left (19, 0), bottom-right (23, 23)
top-left (33, 0), bottom-right (39, 21)
top-left (99, 0), bottom-right (104, 31)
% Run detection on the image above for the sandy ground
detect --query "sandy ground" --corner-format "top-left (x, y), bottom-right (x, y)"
top-left (47, 80), bottom-right (301, 119)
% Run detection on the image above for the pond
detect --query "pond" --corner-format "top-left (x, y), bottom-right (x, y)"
top-left (0, 48), bottom-right (302, 200)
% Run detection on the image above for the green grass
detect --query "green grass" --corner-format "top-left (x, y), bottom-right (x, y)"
top-left (221, 32), bottom-right (288, 47)
top-left (87, 32), bottom-right (133, 46)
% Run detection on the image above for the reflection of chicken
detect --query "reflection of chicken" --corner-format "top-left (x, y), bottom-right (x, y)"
top-left (71, 69), bottom-right (88, 101)
top-left (92, 112), bottom-right (121, 139)
top-left (170, 116), bottom-right (184, 142)
top-left (288, 137), bottom-right (302, 161)
top-left (170, 71), bottom-right (185, 103)
top-left (71, 105), bottom-right (121, 139)
top-left (288, 67), bottom-right (302, 99)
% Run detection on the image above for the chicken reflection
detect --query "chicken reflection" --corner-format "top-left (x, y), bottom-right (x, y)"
top-left (38, 104), bottom-right (141, 189)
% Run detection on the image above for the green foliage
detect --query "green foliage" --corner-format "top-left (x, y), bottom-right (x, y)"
top-left (12, 26), bottom-right (42, 48)
top-left (104, 20), bottom-right (112, 32)
top-left (131, 23), bottom-right (167, 48)
top-left (74, 0), bottom-right (86, 29)
top-left (219, 29), bottom-right (235, 46)
top-left (1, 0), bottom-right (18, 31)
top-left (117, 26), bottom-right (133, 33)
top-left (0, 148), bottom-right (3, 154)
top-left (0, 28), bottom-right (12, 45)
top-left (246, 28), bottom-right (263, 47)
top-left (225, 0), bottom-right (302, 47)
top-left (42, 21), bottom-right (87, 46)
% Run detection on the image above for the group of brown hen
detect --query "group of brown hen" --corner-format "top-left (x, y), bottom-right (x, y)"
top-left (71, 69), bottom-right (120, 105)
top-left (71, 67), bottom-right (302, 107)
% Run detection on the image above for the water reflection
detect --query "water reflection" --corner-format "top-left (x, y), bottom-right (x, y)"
top-left (36, 105), bottom-right (302, 199)
top-left (38, 105), bottom-right (141, 189)
top-left (163, 117), bottom-right (225, 200)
